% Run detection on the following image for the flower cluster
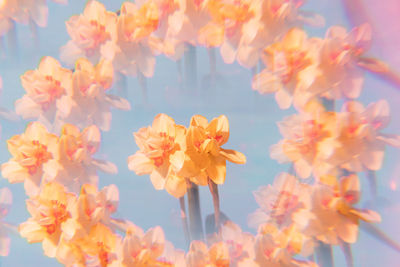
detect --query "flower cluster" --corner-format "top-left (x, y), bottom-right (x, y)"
top-left (60, 0), bottom-right (322, 78)
top-left (15, 57), bottom-right (130, 131)
top-left (252, 25), bottom-right (371, 110)
top-left (0, 0), bottom-right (67, 38)
top-left (128, 113), bottom-right (246, 198)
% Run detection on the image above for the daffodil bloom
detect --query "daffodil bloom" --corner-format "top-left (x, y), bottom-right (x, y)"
top-left (128, 113), bottom-right (187, 198)
top-left (113, 225), bottom-right (167, 266)
top-left (293, 174), bottom-right (381, 245)
top-left (2, 122), bottom-right (58, 196)
top-left (252, 28), bottom-right (321, 109)
top-left (249, 173), bottom-right (312, 228)
top-left (206, 221), bottom-right (257, 266)
top-left (61, 183), bottom-right (119, 242)
top-left (57, 58), bottom-right (130, 131)
top-left (48, 123), bottom-right (117, 193)
top-left (328, 100), bottom-right (400, 172)
top-left (198, 0), bottom-right (254, 66)
top-left (301, 24), bottom-right (371, 103)
top-left (19, 182), bottom-right (76, 257)
top-left (255, 223), bottom-right (316, 267)
top-left (172, 115), bottom-right (246, 186)
top-left (60, 0), bottom-right (117, 66)
top-left (186, 240), bottom-right (230, 267)
top-left (101, 1), bottom-right (159, 77)
top-left (15, 56), bottom-right (72, 127)
top-left (270, 104), bottom-right (338, 178)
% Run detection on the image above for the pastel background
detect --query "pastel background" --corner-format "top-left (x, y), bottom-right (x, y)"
top-left (0, 0), bottom-right (399, 266)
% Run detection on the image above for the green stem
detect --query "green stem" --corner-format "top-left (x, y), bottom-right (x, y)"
top-left (339, 241), bottom-right (354, 267)
top-left (316, 242), bottom-right (334, 267)
top-left (138, 72), bottom-right (148, 104)
top-left (184, 44), bottom-right (198, 90)
top-left (187, 182), bottom-right (204, 241)
top-left (208, 178), bottom-right (220, 230)
top-left (179, 196), bottom-right (191, 248)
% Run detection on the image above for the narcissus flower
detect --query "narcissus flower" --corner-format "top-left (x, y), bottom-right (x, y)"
top-left (293, 174), bottom-right (381, 245)
top-left (101, 1), bottom-right (159, 77)
top-left (172, 114), bottom-right (246, 186)
top-left (60, 0), bottom-right (117, 66)
top-left (270, 104), bottom-right (338, 178)
top-left (186, 240), bottom-right (230, 267)
top-left (57, 58), bottom-right (130, 131)
top-left (15, 56), bottom-right (72, 127)
top-left (252, 28), bottom-right (321, 109)
top-left (2, 122), bottom-right (58, 196)
top-left (19, 182), bottom-right (76, 257)
top-left (327, 100), bottom-right (400, 172)
top-left (249, 173), bottom-right (312, 228)
top-left (128, 113), bottom-right (187, 198)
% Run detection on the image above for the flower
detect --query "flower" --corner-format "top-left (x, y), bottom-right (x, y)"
top-left (293, 174), bottom-right (381, 245)
top-left (270, 103), bottom-right (338, 178)
top-left (128, 113), bottom-right (187, 198)
top-left (172, 114), bottom-right (246, 186)
top-left (249, 173), bottom-right (312, 228)
top-left (2, 122), bottom-right (58, 196)
top-left (186, 240), bottom-right (230, 267)
top-left (328, 100), bottom-right (400, 172)
top-left (252, 28), bottom-right (321, 109)
top-left (19, 182), bottom-right (76, 257)
top-left (15, 56), bottom-right (72, 127)
top-left (60, 0), bottom-right (117, 66)
top-left (57, 58), bottom-right (130, 131)
top-left (101, 1), bottom-right (159, 77)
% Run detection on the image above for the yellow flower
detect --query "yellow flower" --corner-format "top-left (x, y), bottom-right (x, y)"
top-left (19, 182), bottom-right (76, 257)
top-left (172, 115), bottom-right (246, 185)
top-left (128, 113), bottom-right (187, 197)
top-left (2, 122), bottom-right (58, 196)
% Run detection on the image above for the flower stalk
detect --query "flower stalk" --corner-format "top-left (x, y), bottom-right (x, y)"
top-left (315, 242), bottom-right (334, 267)
top-left (179, 196), bottom-right (191, 248)
top-left (208, 178), bottom-right (220, 230)
top-left (187, 181), bottom-right (204, 241)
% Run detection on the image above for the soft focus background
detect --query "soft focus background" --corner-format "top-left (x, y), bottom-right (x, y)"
top-left (0, 0), bottom-right (400, 266)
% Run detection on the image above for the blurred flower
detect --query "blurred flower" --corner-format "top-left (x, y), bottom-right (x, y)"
top-left (60, 0), bottom-right (117, 66)
top-left (128, 113), bottom-right (187, 198)
top-left (57, 58), bottom-right (130, 131)
top-left (328, 100), bottom-right (400, 172)
top-left (249, 173), bottom-right (312, 228)
top-left (293, 174), bottom-right (381, 245)
top-left (101, 1), bottom-right (159, 77)
top-left (254, 223), bottom-right (316, 267)
top-left (270, 103), bottom-right (338, 178)
top-left (252, 28), bottom-right (321, 109)
top-left (15, 56), bottom-right (72, 127)
top-left (19, 182), bottom-right (76, 257)
top-left (186, 240), bottom-right (230, 267)
top-left (198, 0), bottom-right (254, 66)
top-left (2, 122), bottom-right (58, 196)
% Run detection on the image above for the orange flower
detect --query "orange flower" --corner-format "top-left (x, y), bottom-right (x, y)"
top-left (249, 173), bottom-right (312, 228)
top-left (293, 174), bottom-right (381, 245)
top-left (2, 122), bottom-right (58, 196)
top-left (172, 115), bottom-right (246, 186)
top-left (101, 1), bottom-right (159, 77)
top-left (270, 104), bottom-right (338, 178)
top-left (128, 113), bottom-right (187, 198)
top-left (198, 0), bottom-right (254, 65)
top-left (15, 57), bottom-right (72, 127)
top-left (329, 100), bottom-right (400, 172)
top-left (252, 28), bottom-right (321, 109)
top-left (51, 124), bottom-right (117, 192)
top-left (57, 58), bottom-right (130, 131)
top-left (186, 240), bottom-right (230, 267)
top-left (60, 0), bottom-right (117, 66)
top-left (19, 182), bottom-right (76, 257)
